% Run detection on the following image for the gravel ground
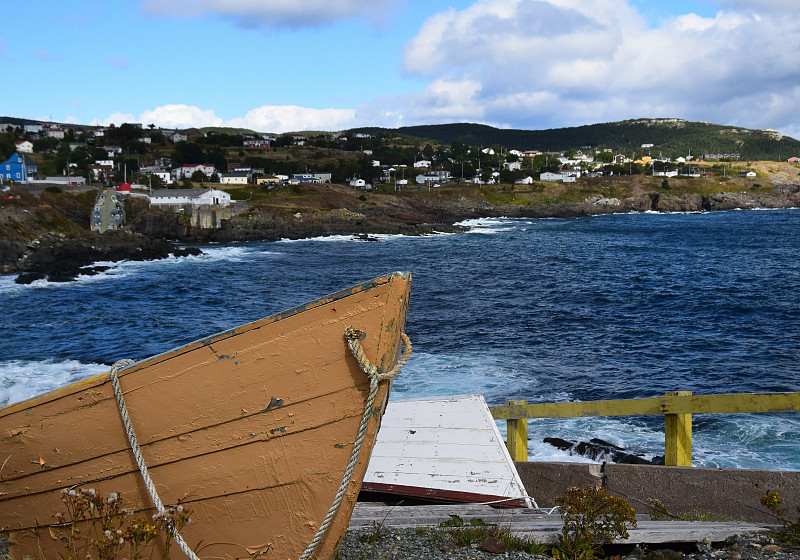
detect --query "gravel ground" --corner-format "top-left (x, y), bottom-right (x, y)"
top-left (336, 527), bottom-right (800, 560)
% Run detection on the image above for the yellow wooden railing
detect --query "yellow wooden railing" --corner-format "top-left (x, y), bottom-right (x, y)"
top-left (489, 391), bottom-right (800, 466)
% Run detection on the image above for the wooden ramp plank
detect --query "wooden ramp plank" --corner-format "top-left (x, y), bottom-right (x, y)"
top-left (350, 503), bottom-right (778, 545)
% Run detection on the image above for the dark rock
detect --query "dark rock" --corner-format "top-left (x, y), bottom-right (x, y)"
top-left (14, 272), bottom-right (47, 284)
top-left (544, 437), bottom-right (660, 465)
top-left (543, 437), bottom-right (575, 451)
top-left (479, 536), bottom-right (505, 554)
top-left (173, 247), bottom-right (202, 258)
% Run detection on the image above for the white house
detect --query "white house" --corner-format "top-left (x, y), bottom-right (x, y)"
top-left (515, 176), bottom-right (535, 184)
top-left (349, 178), bottom-right (366, 188)
top-left (504, 161), bottom-right (522, 171)
top-left (416, 170), bottom-right (451, 185)
top-left (149, 188), bottom-right (231, 208)
top-left (220, 172), bottom-right (249, 185)
top-left (14, 141), bottom-right (33, 154)
top-left (173, 163), bottom-right (216, 180)
top-left (540, 172), bottom-right (564, 182)
top-left (413, 160), bottom-right (432, 168)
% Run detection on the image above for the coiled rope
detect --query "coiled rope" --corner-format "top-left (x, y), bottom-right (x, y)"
top-left (110, 326), bottom-right (411, 560)
top-left (109, 359), bottom-right (201, 560)
top-left (299, 327), bottom-right (411, 560)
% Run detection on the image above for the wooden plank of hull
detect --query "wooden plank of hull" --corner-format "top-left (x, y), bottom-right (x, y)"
top-left (0, 271), bottom-right (411, 560)
top-left (362, 395), bottom-right (531, 508)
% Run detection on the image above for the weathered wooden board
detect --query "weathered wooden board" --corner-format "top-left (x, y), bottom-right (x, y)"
top-left (363, 394), bottom-right (532, 507)
top-left (349, 503), bottom-right (778, 545)
top-left (0, 272), bottom-right (412, 560)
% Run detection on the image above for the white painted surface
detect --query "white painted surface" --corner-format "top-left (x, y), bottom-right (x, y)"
top-left (364, 394), bottom-right (533, 507)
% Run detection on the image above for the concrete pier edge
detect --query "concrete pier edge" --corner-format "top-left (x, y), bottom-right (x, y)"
top-left (515, 462), bottom-right (800, 523)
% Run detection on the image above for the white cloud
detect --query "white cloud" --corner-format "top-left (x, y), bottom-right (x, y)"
top-left (103, 104), bottom-right (357, 133)
top-left (226, 105), bottom-right (357, 132)
top-left (138, 105), bottom-right (224, 128)
top-left (395, 0), bottom-right (800, 136)
top-left (102, 112), bottom-right (138, 126)
top-left (140, 0), bottom-right (395, 28)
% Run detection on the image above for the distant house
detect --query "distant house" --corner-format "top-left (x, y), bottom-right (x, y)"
top-left (14, 140), bottom-right (33, 154)
top-left (416, 170), bottom-right (451, 185)
top-left (256, 174), bottom-right (282, 186)
top-left (2, 153), bottom-right (38, 182)
top-left (291, 174), bottom-right (322, 184)
top-left (788, 157), bottom-right (800, 163)
top-left (173, 163), bottom-right (216, 180)
top-left (44, 125), bottom-right (64, 140)
top-left (349, 178), bottom-right (366, 188)
top-left (171, 132), bottom-right (188, 143)
top-left (738, 171), bottom-right (757, 178)
top-left (103, 146), bottom-right (123, 158)
top-left (243, 139), bottom-right (270, 148)
top-left (89, 163), bottom-right (115, 181)
top-left (149, 188), bottom-right (231, 208)
top-left (539, 172), bottom-right (563, 182)
top-left (42, 176), bottom-right (86, 186)
top-left (515, 176), bottom-right (535, 184)
top-left (413, 160), bottom-right (432, 168)
top-left (220, 172), bottom-right (249, 185)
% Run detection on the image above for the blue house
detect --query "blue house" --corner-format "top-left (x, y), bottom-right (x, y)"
top-left (2, 153), bottom-right (38, 182)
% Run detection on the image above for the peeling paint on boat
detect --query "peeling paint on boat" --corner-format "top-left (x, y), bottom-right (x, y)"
top-left (0, 271), bottom-right (411, 560)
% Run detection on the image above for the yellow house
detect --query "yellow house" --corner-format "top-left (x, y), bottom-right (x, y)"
top-left (256, 174), bottom-right (282, 186)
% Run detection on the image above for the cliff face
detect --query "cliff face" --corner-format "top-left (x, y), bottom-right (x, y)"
top-left (0, 190), bottom-right (198, 282)
top-left (2, 181), bottom-right (799, 283)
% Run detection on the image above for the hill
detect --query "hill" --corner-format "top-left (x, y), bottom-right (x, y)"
top-left (349, 119), bottom-right (800, 161)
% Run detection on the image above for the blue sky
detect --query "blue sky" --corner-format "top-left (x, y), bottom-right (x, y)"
top-left (2, 0), bottom-right (799, 138)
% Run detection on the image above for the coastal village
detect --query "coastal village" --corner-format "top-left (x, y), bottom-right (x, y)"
top-left (2, 119), bottom-right (788, 193)
top-left (5, 118), bottom-right (796, 234)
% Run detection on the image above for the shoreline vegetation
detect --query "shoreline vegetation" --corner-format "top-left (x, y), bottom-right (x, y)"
top-left (1, 166), bottom-right (799, 283)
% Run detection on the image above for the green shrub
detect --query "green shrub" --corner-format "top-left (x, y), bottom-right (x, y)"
top-left (762, 491), bottom-right (800, 545)
top-left (553, 486), bottom-right (637, 560)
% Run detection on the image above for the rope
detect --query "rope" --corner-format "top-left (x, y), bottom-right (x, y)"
top-left (109, 360), bottom-right (201, 560)
top-left (298, 327), bottom-right (411, 560)
top-left (109, 327), bottom-right (411, 560)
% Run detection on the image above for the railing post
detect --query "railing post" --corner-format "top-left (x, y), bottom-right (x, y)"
top-left (506, 399), bottom-right (528, 462)
top-left (664, 391), bottom-right (692, 466)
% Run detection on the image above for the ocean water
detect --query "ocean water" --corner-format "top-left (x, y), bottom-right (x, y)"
top-left (2, 209), bottom-right (799, 470)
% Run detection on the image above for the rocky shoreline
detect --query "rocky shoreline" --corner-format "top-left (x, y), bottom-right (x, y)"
top-left (0, 231), bottom-right (200, 284)
top-left (1, 183), bottom-right (799, 284)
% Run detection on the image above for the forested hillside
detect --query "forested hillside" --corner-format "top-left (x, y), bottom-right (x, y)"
top-left (350, 119), bottom-right (800, 160)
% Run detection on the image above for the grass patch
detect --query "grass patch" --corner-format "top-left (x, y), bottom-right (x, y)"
top-left (435, 515), bottom-right (546, 555)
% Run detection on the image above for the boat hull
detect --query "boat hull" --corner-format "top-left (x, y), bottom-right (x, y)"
top-left (0, 272), bottom-right (411, 560)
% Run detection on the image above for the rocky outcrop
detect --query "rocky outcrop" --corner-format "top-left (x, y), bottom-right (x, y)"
top-left (543, 437), bottom-right (665, 465)
top-left (7, 231), bottom-right (201, 284)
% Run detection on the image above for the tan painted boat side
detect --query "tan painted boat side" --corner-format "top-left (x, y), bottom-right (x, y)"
top-left (0, 271), bottom-right (411, 560)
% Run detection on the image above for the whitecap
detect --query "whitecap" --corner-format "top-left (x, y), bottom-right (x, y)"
top-left (0, 359), bottom-right (108, 408)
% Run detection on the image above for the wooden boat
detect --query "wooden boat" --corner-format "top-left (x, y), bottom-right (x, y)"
top-left (361, 394), bottom-right (533, 508)
top-left (0, 271), bottom-right (411, 560)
